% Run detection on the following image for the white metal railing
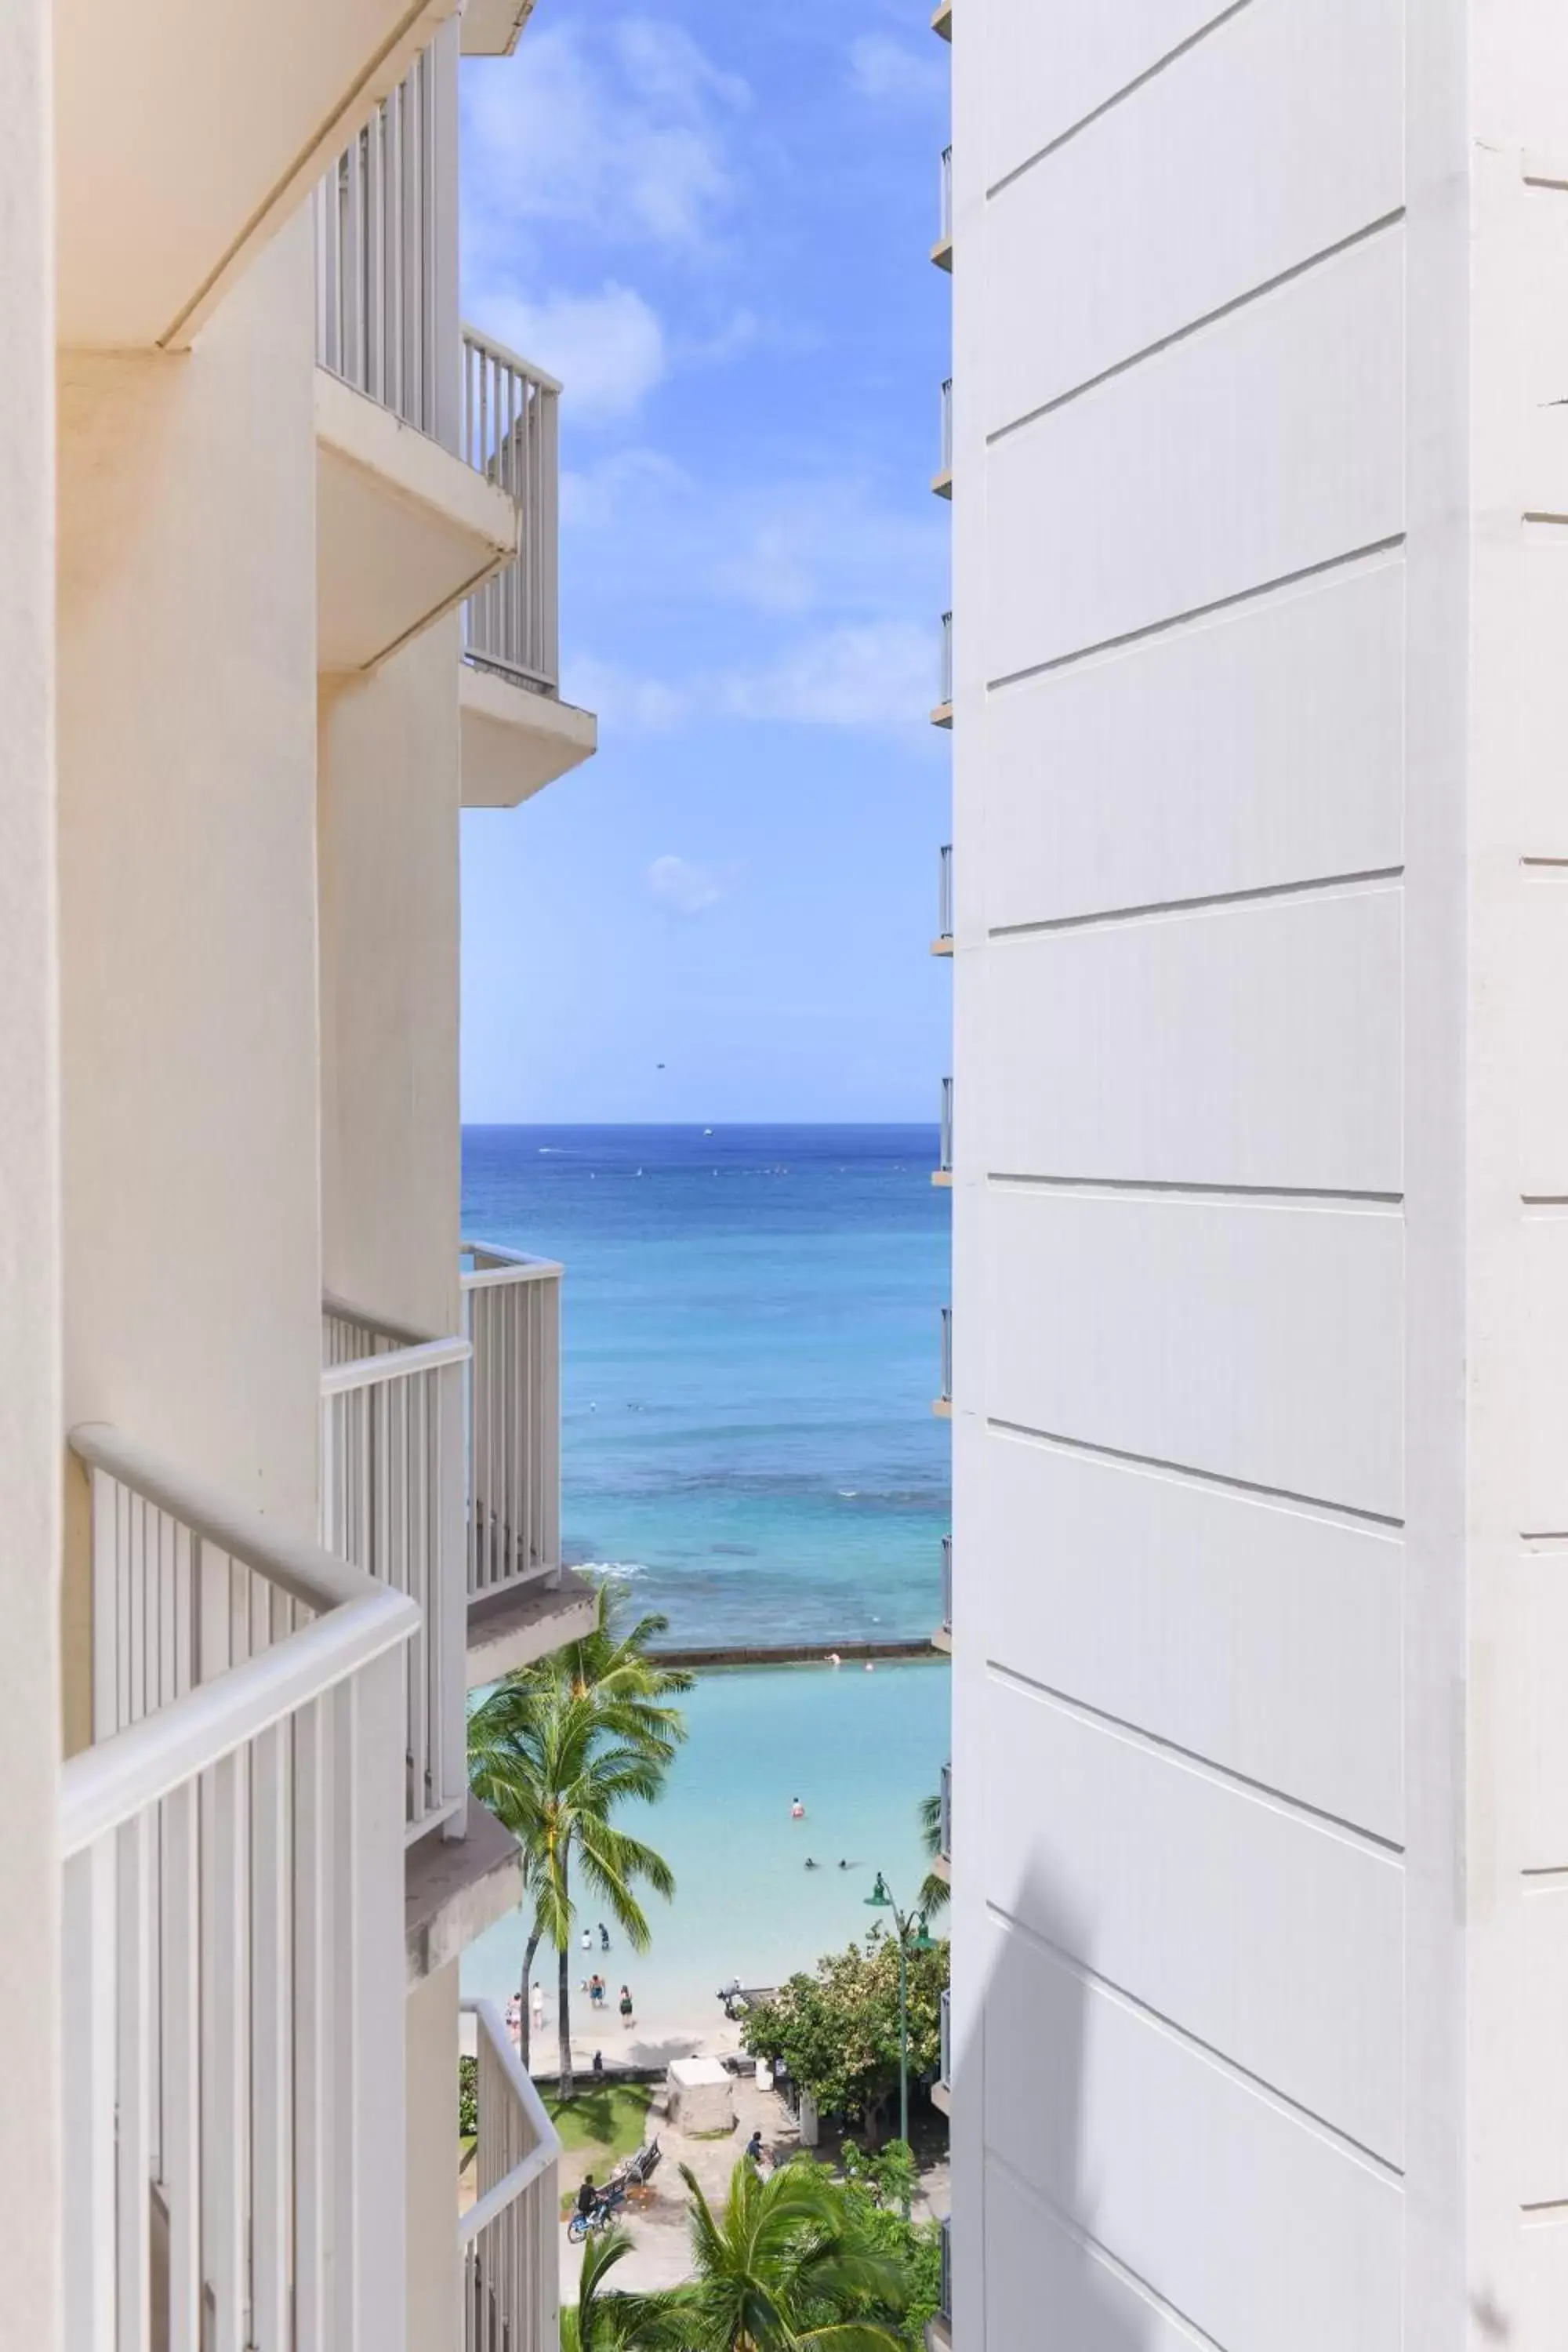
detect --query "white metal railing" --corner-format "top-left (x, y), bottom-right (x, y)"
top-left (939, 1076), bottom-right (953, 1175)
top-left (938, 843), bottom-right (953, 942)
top-left (461, 328), bottom-right (561, 696)
top-left (66, 1423), bottom-right (416, 2352)
top-left (939, 376), bottom-right (953, 477)
top-left (462, 1243), bottom-right (563, 1602)
top-left (939, 1306), bottom-right (953, 1406)
top-left (939, 1760), bottom-right (953, 1862)
top-left (939, 611), bottom-right (953, 710)
top-left (939, 146), bottom-right (953, 247)
top-left (939, 1987), bottom-right (952, 2092)
top-left (940, 1535), bottom-right (953, 1636)
top-left (321, 1300), bottom-right (470, 1840)
top-left (314, 37), bottom-right (446, 439)
top-left (461, 1998), bottom-right (561, 2352)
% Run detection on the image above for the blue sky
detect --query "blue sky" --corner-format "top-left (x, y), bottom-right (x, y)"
top-left (457, 0), bottom-right (951, 1123)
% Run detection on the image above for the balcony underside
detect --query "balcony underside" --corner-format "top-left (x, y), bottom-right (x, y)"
top-left (467, 1568), bottom-right (598, 1688)
top-left (931, 2079), bottom-right (951, 2118)
top-left (459, 660), bottom-right (598, 807)
top-left (56, 0), bottom-right (451, 347)
top-left (316, 368), bottom-right (516, 676)
top-left (406, 1797), bottom-right (523, 1985)
top-left (926, 2318), bottom-right (953, 2352)
top-left (932, 1171), bottom-right (953, 1190)
top-left (463, 0), bottom-right (537, 52)
top-left (932, 1625), bottom-right (952, 1655)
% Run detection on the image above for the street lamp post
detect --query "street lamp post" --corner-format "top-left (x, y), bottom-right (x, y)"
top-left (865, 1872), bottom-right (933, 2215)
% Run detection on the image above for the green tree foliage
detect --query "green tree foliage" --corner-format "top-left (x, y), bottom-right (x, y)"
top-left (560, 2227), bottom-right (687, 2352)
top-left (916, 1791), bottom-right (949, 1924)
top-left (837, 2145), bottom-right (943, 2352)
top-left (741, 1929), bottom-right (949, 2129)
top-left (468, 1581), bottom-right (685, 2096)
top-left (666, 2155), bottom-right (911, 2351)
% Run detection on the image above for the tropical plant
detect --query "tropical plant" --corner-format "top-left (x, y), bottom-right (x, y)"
top-left (470, 1577), bottom-right (688, 2082)
top-left (916, 1792), bottom-right (949, 1924)
top-left (836, 2146), bottom-right (943, 2352)
top-left (560, 2225), bottom-right (686, 2352)
top-left (468, 1677), bottom-right (677, 2097)
top-left (742, 1931), bottom-right (949, 2134)
top-left (661, 2154), bottom-right (911, 2351)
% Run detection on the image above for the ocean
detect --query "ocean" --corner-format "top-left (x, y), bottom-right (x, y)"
top-left (459, 1125), bottom-right (953, 2024)
top-left (462, 1123), bottom-right (952, 1647)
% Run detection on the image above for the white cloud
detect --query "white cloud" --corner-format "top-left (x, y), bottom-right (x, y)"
top-left (561, 448), bottom-right (691, 531)
top-left (485, 285), bottom-right (666, 423)
top-left (463, 19), bottom-right (750, 263)
top-left (848, 34), bottom-right (948, 106)
top-left (648, 855), bottom-right (732, 916)
top-left (569, 657), bottom-right (688, 735)
top-left (717, 621), bottom-right (938, 733)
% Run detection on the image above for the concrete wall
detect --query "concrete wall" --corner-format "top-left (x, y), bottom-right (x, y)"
top-left (407, 1960), bottom-right (462, 2352)
top-left (949, 0), bottom-right (1568, 2339)
top-left (318, 618), bottom-right (463, 1342)
top-left (0, 0), bottom-right (60, 2339)
top-left (56, 212), bottom-right (324, 1735)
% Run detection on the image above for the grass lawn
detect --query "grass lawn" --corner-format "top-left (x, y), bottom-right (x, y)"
top-left (545, 2081), bottom-right (655, 2164)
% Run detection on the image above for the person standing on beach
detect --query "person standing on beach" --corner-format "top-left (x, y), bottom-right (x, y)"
top-left (599, 1922), bottom-right (611, 1951)
top-left (531, 1982), bottom-right (544, 2034)
top-left (619, 1984), bottom-right (634, 2027)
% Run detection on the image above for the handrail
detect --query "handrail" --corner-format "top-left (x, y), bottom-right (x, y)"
top-left (322, 1287), bottom-right (432, 1351)
top-left (61, 1588), bottom-right (416, 1855)
top-left (459, 321), bottom-right (562, 399)
top-left (69, 1421), bottom-right (385, 1617)
top-left (461, 1243), bottom-right (564, 1289)
top-left (459, 1998), bottom-right (563, 2241)
top-left (461, 1238), bottom-right (561, 1270)
top-left (321, 1330), bottom-right (472, 1397)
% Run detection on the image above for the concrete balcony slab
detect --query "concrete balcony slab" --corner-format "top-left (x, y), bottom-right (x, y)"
top-left (406, 1797), bottom-right (523, 1985)
top-left (459, 660), bottom-right (597, 807)
top-left (467, 1567), bottom-right (598, 1690)
top-left (316, 368), bottom-right (516, 676)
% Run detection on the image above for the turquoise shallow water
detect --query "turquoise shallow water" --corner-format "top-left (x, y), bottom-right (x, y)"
top-left (462, 1657), bottom-right (950, 2027)
top-left (462, 1124), bottom-right (951, 1647)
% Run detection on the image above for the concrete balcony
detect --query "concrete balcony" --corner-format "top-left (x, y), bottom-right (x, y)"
top-left (461, 1998), bottom-right (563, 2352)
top-left (932, 612), bottom-right (953, 729)
top-left (925, 2220), bottom-right (953, 2350)
top-left (64, 1421), bottom-right (416, 2350)
top-left (933, 1535), bottom-right (952, 1654)
top-left (934, 1305), bottom-right (953, 1421)
top-left (463, 0), bottom-right (538, 54)
top-left (931, 0), bottom-right (953, 40)
top-left (458, 329), bottom-right (598, 808)
top-left (55, 0), bottom-right (453, 347)
top-left (932, 1987), bottom-right (952, 2116)
top-left (314, 39), bottom-right (522, 678)
top-left (933, 378), bottom-right (953, 499)
top-left (934, 843), bottom-right (953, 958)
top-left (463, 1242), bottom-right (598, 1682)
top-left (932, 147), bottom-right (953, 272)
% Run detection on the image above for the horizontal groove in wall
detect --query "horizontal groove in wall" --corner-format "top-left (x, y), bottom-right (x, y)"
top-left (987, 1900), bottom-right (1407, 2183)
top-left (985, 2147), bottom-right (1230, 2352)
top-left (986, 1659), bottom-right (1406, 1860)
top-left (987, 1173), bottom-right (1403, 1210)
top-left (989, 866), bottom-right (1406, 939)
top-left (989, 210), bottom-right (1406, 449)
top-left (985, 0), bottom-right (1253, 200)
top-left (987, 1416), bottom-right (1407, 1534)
top-left (989, 536), bottom-right (1407, 695)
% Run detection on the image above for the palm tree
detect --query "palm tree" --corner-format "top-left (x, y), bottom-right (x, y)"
top-left (561, 2227), bottom-right (684, 2352)
top-left (469, 1678), bottom-right (677, 2099)
top-left (551, 1576), bottom-right (697, 1719)
top-left (673, 2157), bottom-right (909, 2351)
top-left (916, 1793), bottom-right (949, 1923)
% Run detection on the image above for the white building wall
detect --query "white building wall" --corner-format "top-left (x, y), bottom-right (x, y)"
top-left (55, 215), bottom-right (325, 1730)
top-left (948, 0), bottom-right (1568, 2339)
top-left (0, 1), bottom-right (60, 2342)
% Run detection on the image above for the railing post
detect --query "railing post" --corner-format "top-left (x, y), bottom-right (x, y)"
top-left (60, 1838), bottom-right (117, 2352)
top-left (440, 1353), bottom-right (469, 1837)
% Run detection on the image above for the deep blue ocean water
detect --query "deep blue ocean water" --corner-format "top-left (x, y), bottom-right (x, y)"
top-left (462, 1124), bottom-right (951, 1648)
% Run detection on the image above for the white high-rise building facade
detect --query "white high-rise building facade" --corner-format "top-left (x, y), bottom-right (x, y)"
top-left (944, 3), bottom-right (1568, 2344)
top-left (1, 2), bottom-right (597, 2344)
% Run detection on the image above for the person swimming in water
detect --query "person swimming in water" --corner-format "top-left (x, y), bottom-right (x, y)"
top-left (790, 1798), bottom-right (804, 1819)
top-left (804, 1857), bottom-right (819, 1870)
